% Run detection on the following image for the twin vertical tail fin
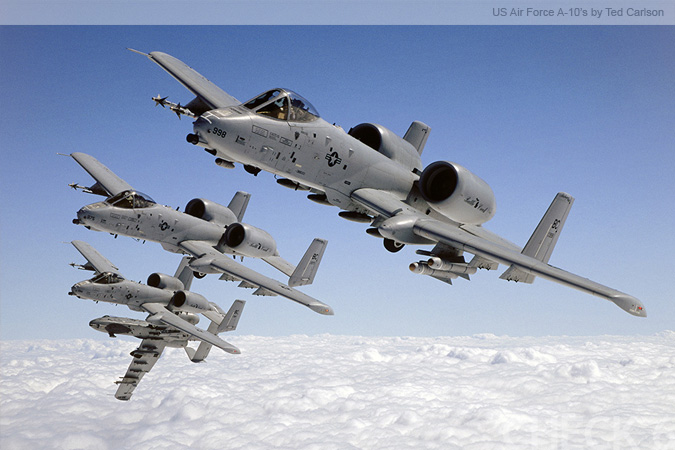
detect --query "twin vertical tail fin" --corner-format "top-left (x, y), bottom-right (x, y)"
top-left (217, 300), bottom-right (246, 333)
top-left (403, 121), bottom-right (431, 156)
top-left (189, 300), bottom-right (246, 362)
top-left (500, 192), bottom-right (574, 283)
top-left (227, 191), bottom-right (251, 222)
top-left (289, 238), bottom-right (328, 287)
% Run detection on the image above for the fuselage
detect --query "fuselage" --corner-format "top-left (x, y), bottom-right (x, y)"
top-left (90, 315), bottom-right (189, 346)
top-left (192, 99), bottom-right (419, 211)
top-left (70, 274), bottom-right (173, 312)
top-left (76, 195), bottom-right (225, 254)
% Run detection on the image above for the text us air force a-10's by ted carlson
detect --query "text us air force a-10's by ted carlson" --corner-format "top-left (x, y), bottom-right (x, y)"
top-left (493, 7), bottom-right (665, 18)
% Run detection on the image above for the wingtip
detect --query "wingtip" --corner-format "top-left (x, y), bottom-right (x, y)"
top-left (310, 303), bottom-right (335, 316)
top-left (610, 294), bottom-right (647, 318)
top-left (127, 48), bottom-right (148, 57)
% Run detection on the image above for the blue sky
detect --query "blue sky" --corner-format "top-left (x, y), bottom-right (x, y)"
top-left (1, 26), bottom-right (673, 340)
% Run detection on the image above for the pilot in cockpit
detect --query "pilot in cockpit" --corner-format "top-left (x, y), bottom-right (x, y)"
top-left (243, 89), bottom-right (319, 123)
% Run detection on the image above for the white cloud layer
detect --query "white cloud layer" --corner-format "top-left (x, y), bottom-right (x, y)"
top-left (2, 333), bottom-right (675, 449)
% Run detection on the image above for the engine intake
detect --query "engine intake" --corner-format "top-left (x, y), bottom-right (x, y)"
top-left (185, 198), bottom-right (237, 227)
top-left (147, 273), bottom-right (184, 291)
top-left (418, 161), bottom-right (496, 225)
top-left (170, 291), bottom-right (211, 314)
top-left (221, 223), bottom-right (277, 258)
top-left (348, 123), bottom-right (423, 172)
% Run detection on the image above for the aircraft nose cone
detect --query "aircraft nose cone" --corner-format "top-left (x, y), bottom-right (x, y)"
top-left (75, 205), bottom-right (98, 229)
top-left (70, 282), bottom-right (83, 297)
top-left (70, 281), bottom-right (92, 299)
top-left (188, 116), bottom-right (212, 146)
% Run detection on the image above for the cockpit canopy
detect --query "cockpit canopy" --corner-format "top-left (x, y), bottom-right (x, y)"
top-left (91, 272), bottom-right (125, 284)
top-left (105, 190), bottom-right (156, 209)
top-left (242, 89), bottom-right (320, 122)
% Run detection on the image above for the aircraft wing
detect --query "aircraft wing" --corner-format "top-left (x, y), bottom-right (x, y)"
top-left (70, 152), bottom-right (133, 197)
top-left (180, 240), bottom-right (334, 315)
top-left (413, 218), bottom-right (646, 316)
top-left (71, 240), bottom-right (122, 276)
top-left (114, 339), bottom-right (166, 401)
top-left (131, 49), bottom-right (240, 112)
top-left (350, 188), bottom-right (646, 317)
top-left (142, 303), bottom-right (241, 354)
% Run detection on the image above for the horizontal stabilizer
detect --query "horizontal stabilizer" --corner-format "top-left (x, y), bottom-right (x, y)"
top-left (289, 238), bottom-right (328, 287)
top-left (262, 256), bottom-right (296, 278)
top-left (201, 306), bottom-right (225, 326)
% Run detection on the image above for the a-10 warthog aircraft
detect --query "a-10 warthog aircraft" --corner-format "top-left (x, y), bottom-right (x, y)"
top-left (68, 152), bottom-right (332, 315)
top-left (134, 49), bottom-right (646, 317)
top-left (69, 240), bottom-right (245, 400)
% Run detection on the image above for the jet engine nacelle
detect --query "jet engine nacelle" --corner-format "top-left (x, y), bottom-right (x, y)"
top-left (348, 123), bottom-right (423, 172)
top-left (147, 273), bottom-right (185, 291)
top-left (170, 291), bottom-right (211, 314)
top-left (221, 222), bottom-right (277, 258)
top-left (418, 161), bottom-right (496, 225)
top-left (185, 198), bottom-right (237, 227)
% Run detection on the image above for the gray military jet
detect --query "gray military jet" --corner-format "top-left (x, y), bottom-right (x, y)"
top-left (69, 240), bottom-right (246, 400)
top-left (135, 50), bottom-right (646, 317)
top-left (69, 152), bottom-right (333, 315)
top-left (89, 310), bottom-right (242, 401)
